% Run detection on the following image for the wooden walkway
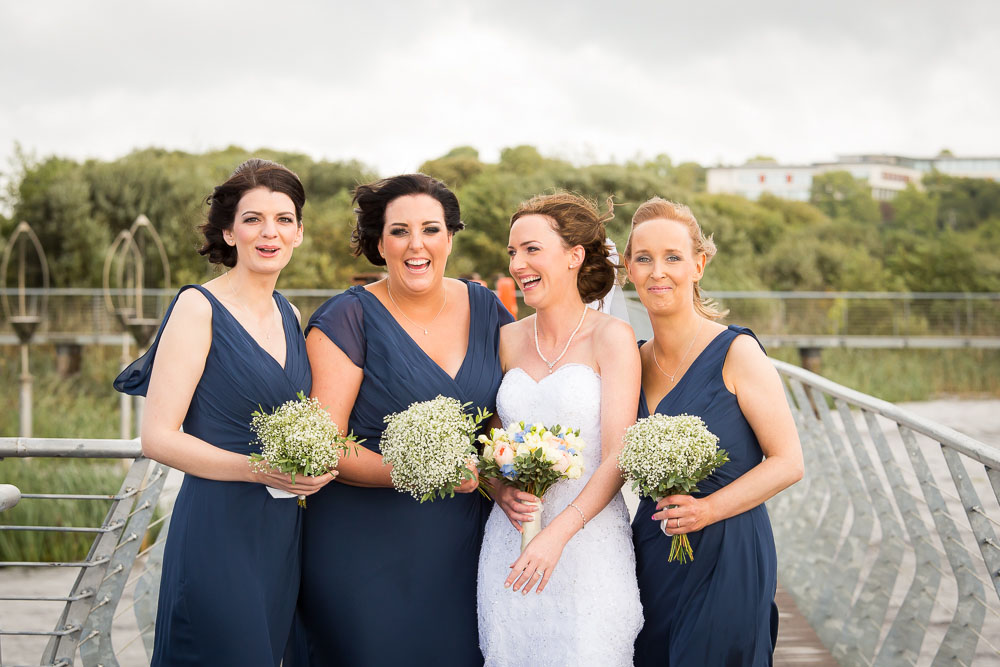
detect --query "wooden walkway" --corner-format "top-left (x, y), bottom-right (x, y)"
top-left (774, 583), bottom-right (838, 665)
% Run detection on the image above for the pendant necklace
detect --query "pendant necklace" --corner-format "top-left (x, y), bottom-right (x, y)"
top-left (652, 318), bottom-right (704, 383)
top-left (227, 272), bottom-right (277, 341)
top-left (386, 282), bottom-right (447, 335)
top-left (534, 305), bottom-right (589, 374)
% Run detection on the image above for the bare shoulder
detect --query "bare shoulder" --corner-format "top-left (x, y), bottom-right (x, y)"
top-left (727, 332), bottom-right (769, 368)
top-left (591, 311), bottom-right (636, 347)
top-left (170, 287), bottom-right (213, 324)
top-left (289, 301), bottom-right (302, 323)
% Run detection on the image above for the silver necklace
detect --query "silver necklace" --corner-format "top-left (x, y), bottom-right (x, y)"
top-left (652, 318), bottom-right (704, 383)
top-left (227, 271), bottom-right (277, 341)
top-left (386, 282), bottom-right (447, 335)
top-left (534, 306), bottom-right (589, 374)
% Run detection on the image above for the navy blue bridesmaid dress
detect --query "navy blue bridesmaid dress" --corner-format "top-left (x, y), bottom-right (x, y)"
top-left (114, 284), bottom-right (311, 666)
top-left (289, 280), bottom-right (512, 666)
top-left (632, 325), bottom-right (779, 667)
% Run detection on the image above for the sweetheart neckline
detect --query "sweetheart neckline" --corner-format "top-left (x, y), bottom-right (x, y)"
top-left (505, 363), bottom-right (601, 385)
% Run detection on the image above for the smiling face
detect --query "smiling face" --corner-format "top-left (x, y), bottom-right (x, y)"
top-left (507, 214), bottom-right (584, 309)
top-left (378, 193), bottom-right (453, 294)
top-left (625, 217), bottom-right (706, 316)
top-left (223, 186), bottom-right (303, 273)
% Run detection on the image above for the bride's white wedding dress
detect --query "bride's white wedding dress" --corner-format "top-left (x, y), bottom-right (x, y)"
top-left (477, 364), bottom-right (643, 666)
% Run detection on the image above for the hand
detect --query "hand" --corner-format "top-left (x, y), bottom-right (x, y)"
top-left (492, 484), bottom-right (540, 533)
top-left (454, 462), bottom-right (480, 494)
top-left (504, 526), bottom-right (566, 595)
top-left (653, 494), bottom-right (716, 535)
top-left (254, 469), bottom-right (338, 496)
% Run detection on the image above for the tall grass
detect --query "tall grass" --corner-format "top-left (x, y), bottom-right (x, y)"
top-left (769, 347), bottom-right (1000, 403)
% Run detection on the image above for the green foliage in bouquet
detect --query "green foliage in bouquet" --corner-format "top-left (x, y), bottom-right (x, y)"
top-left (248, 391), bottom-right (357, 507)
top-left (380, 396), bottom-right (491, 503)
top-left (618, 413), bottom-right (728, 563)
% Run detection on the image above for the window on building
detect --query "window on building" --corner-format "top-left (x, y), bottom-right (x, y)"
top-left (759, 174), bottom-right (766, 183)
top-left (786, 174), bottom-right (793, 183)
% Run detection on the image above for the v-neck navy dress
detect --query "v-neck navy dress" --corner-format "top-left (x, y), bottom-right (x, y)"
top-left (632, 326), bottom-right (779, 667)
top-left (290, 281), bottom-right (513, 666)
top-left (114, 284), bottom-right (311, 666)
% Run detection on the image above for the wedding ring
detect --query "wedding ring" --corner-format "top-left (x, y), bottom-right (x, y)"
top-left (535, 569), bottom-right (545, 577)
top-left (673, 518), bottom-right (680, 529)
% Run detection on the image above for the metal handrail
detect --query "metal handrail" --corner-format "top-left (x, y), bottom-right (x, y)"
top-left (0, 440), bottom-right (168, 667)
top-left (770, 359), bottom-right (1000, 665)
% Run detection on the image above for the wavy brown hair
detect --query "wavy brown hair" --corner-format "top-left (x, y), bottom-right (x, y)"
top-left (510, 192), bottom-right (618, 303)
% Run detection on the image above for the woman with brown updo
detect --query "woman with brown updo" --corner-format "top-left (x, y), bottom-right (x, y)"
top-left (477, 192), bottom-right (643, 666)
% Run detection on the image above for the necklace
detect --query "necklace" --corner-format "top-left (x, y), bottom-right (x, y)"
top-left (534, 305), bottom-right (589, 374)
top-left (651, 318), bottom-right (704, 383)
top-left (386, 282), bottom-right (447, 335)
top-left (227, 271), bottom-right (277, 341)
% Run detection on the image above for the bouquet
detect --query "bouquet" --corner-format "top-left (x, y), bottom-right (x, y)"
top-left (477, 421), bottom-right (585, 551)
top-left (617, 413), bottom-right (728, 563)
top-left (380, 395), bottom-right (490, 502)
top-left (248, 392), bottom-right (355, 508)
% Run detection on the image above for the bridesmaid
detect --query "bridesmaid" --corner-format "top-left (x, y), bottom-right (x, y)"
top-left (290, 174), bottom-right (513, 665)
top-left (624, 197), bottom-right (804, 666)
top-left (114, 159), bottom-right (335, 665)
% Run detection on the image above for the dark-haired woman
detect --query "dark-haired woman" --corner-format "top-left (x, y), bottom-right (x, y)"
top-left (114, 159), bottom-right (334, 666)
top-left (477, 193), bottom-right (643, 666)
top-left (288, 174), bottom-right (513, 665)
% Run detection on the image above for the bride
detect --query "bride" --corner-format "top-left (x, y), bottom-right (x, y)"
top-left (477, 193), bottom-right (643, 666)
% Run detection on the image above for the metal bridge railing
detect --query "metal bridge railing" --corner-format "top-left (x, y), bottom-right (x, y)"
top-left (770, 360), bottom-right (1000, 666)
top-left (0, 439), bottom-right (171, 667)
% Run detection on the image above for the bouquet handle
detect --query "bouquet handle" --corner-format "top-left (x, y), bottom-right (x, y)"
top-left (656, 496), bottom-right (694, 563)
top-left (520, 500), bottom-right (544, 553)
top-left (265, 486), bottom-right (306, 507)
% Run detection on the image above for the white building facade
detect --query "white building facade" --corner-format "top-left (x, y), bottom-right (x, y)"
top-left (707, 154), bottom-right (1000, 201)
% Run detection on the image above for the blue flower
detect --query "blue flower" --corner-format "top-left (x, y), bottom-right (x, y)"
top-left (513, 431), bottom-right (526, 443)
top-left (500, 463), bottom-right (517, 479)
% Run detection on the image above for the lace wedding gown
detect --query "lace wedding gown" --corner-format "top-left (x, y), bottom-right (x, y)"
top-left (477, 364), bottom-right (644, 666)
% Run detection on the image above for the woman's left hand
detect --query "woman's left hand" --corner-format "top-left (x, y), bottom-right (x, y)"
top-left (504, 527), bottom-right (566, 595)
top-left (454, 462), bottom-right (480, 494)
top-left (653, 494), bottom-right (716, 535)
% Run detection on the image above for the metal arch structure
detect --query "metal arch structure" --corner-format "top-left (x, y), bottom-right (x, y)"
top-left (1, 221), bottom-right (51, 437)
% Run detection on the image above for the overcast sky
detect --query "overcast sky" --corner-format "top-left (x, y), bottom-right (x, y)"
top-left (2, 0), bottom-right (998, 177)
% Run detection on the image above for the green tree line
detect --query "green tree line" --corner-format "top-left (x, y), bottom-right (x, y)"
top-left (2, 145), bottom-right (999, 292)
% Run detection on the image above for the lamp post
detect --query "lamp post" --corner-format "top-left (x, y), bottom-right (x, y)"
top-left (1, 222), bottom-right (50, 437)
top-left (103, 215), bottom-right (170, 439)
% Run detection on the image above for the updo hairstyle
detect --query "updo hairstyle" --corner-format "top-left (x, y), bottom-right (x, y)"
top-left (625, 197), bottom-right (725, 319)
top-left (510, 192), bottom-right (617, 303)
top-left (351, 173), bottom-right (464, 266)
top-left (198, 158), bottom-right (306, 267)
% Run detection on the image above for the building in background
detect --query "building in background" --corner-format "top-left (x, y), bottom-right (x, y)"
top-left (707, 154), bottom-right (1000, 201)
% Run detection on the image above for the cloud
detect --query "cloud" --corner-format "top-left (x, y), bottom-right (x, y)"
top-left (1, 0), bottom-right (998, 177)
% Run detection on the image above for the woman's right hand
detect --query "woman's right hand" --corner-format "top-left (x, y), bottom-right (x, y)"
top-left (252, 468), bottom-right (338, 496)
top-left (493, 483), bottom-right (540, 532)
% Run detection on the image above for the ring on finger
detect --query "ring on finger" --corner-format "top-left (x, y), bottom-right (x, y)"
top-left (535, 569), bottom-right (545, 577)
top-left (673, 517), bottom-right (681, 529)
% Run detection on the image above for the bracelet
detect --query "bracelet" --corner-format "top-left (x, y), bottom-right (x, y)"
top-left (568, 502), bottom-right (587, 530)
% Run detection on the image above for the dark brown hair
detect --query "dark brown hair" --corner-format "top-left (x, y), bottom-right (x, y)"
top-left (510, 192), bottom-right (617, 303)
top-left (351, 173), bottom-right (464, 266)
top-left (198, 159), bottom-right (305, 267)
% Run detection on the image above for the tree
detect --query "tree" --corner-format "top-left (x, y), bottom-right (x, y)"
top-left (809, 171), bottom-right (881, 224)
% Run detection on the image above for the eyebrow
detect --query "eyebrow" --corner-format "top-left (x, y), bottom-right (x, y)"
top-left (506, 239), bottom-right (542, 249)
top-left (240, 210), bottom-right (294, 217)
top-left (632, 247), bottom-right (685, 255)
top-left (387, 220), bottom-right (443, 227)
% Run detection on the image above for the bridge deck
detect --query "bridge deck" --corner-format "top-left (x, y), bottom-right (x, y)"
top-left (774, 584), bottom-right (838, 665)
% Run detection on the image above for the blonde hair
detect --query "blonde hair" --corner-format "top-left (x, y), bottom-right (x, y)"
top-left (624, 197), bottom-right (726, 320)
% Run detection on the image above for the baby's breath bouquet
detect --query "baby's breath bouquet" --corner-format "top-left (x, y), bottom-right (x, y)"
top-left (380, 395), bottom-right (490, 503)
top-left (477, 421), bottom-right (585, 551)
top-left (248, 391), bottom-right (353, 508)
top-left (617, 413), bottom-right (728, 563)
